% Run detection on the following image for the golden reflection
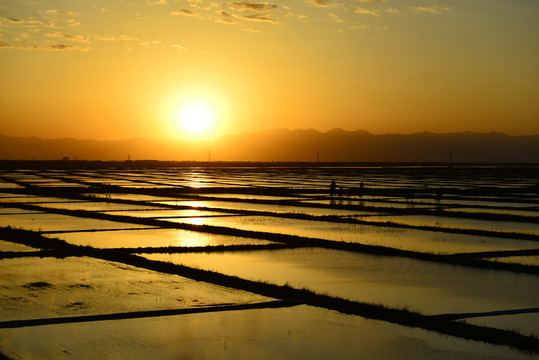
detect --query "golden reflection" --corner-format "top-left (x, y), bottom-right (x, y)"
top-left (185, 201), bottom-right (205, 208)
top-left (175, 237), bottom-right (206, 247)
top-left (186, 217), bottom-right (205, 226)
top-left (185, 178), bottom-right (207, 188)
top-left (173, 230), bottom-right (208, 247)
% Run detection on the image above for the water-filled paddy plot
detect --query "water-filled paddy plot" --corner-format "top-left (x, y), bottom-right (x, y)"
top-left (0, 166), bottom-right (538, 359)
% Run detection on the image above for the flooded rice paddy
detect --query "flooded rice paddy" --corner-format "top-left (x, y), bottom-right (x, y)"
top-left (0, 305), bottom-right (533, 360)
top-left (0, 256), bottom-right (269, 322)
top-left (49, 228), bottom-right (274, 249)
top-left (144, 248), bottom-right (539, 315)
top-left (0, 165), bottom-right (538, 359)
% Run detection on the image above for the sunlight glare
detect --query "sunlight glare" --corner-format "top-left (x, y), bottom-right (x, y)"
top-left (178, 102), bottom-right (214, 137)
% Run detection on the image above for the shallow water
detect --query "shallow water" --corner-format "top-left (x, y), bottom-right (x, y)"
top-left (0, 196), bottom-right (77, 203)
top-left (464, 312), bottom-right (539, 338)
top-left (87, 193), bottom-right (182, 202)
top-left (303, 198), bottom-right (436, 209)
top-left (0, 256), bottom-right (270, 322)
top-left (31, 182), bottom-right (90, 188)
top-left (0, 239), bottom-right (35, 252)
top-left (81, 180), bottom-right (143, 187)
top-left (1, 166), bottom-right (538, 359)
top-left (441, 198), bottom-right (539, 210)
top-left (0, 212), bottom-right (151, 232)
top-left (101, 209), bottom-right (233, 218)
top-left (161, 215), bottom-right (539, 254)
top-left (196, 193), bottom-right (310, 201)
top-left (50, 228), bottom-right (273, 248)
top-left (0, 305), bottom-right (532, 360)
top-left (42, 201), bottom-right (166, 212)
top-left (446, 207), bottom-right (539, 217)
top-left (358, 214), bottom-right (539, 235)
top-left (304, 196), bottom-right (539, 216)
top-left (156, 199), bottom-right (374, 216)
top-left (0, 194), bottom-right (28, 199)
top-left (0, 181), bottom-right (23, 188)
top-left (488, 256), bottom-right (539, 267)
top-left (0, 207), bottom-right (43, 215)
top-left (144, 248), bottom-right (539, 316)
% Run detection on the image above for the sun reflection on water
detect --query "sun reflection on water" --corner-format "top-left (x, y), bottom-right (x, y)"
top-left (185, 217), bottom-right (205, 226)
top-left (174, 236), bottom-right (206, 247)
top-left (185, 201), bottom-right (205, 208)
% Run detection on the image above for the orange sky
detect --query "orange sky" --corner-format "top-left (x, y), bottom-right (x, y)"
top-left (1, 0), bottom-right (538, 141)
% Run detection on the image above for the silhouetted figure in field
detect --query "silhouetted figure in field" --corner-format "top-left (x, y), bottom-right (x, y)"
top-left (330, 180), bottom-right (336, 197)
top-left (435, 187), bottom-right (443, 202)
top-left (346, 182), bottom-right (365, 198)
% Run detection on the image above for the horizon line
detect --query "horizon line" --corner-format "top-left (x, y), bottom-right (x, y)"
top-left (2, 128), bottom-right (538, 142)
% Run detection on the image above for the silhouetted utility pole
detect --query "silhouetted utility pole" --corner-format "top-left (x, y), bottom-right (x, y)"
top-left (316, 150), bottom-right (320, 162)
top-left (208, 151), bottom-right (211, 162)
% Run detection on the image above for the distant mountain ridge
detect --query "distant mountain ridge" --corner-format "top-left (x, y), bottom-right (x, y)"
top-left (1, 129), bottom-right (538, 163)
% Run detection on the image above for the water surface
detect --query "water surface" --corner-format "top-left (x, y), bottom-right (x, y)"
top-left (0, 305), bottom-right (533, 360)
top-left (145, 248), bottom-right (539, 316)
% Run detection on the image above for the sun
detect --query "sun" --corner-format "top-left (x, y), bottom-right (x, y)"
top-left (177, 101), bottom-right (215, 137)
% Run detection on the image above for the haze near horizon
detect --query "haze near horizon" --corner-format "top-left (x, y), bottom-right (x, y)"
top-left (1, 0), bottom-right (538, 142)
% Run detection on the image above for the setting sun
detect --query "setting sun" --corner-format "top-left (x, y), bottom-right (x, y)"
top-left (176, 101), bottom-right (215, 138)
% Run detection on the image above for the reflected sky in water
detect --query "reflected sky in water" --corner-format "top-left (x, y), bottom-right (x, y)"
top-left (0, 257), bottom-right (270, 322)
top-left (1, 167), bottom-right (538, 358)
top-left (160, 215), bottom-right (539, 254)
top-left (145, 248), bottom-right (539, 319)
top-left (0, 305), bottom-right (533, 360)
top-left (49, 228), bottom-right (273, 248)
top-left (0, 212), bottom-right (151, 233)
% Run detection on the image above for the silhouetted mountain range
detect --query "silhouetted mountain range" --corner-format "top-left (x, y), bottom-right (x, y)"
top-left (1, 129), bottom-right (538, 163)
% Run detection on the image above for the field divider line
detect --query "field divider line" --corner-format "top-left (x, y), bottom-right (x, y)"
top-left (91, 251), bottom-right (539, 353)
top-left (0, 244), bottom-right (306, 260)
top-left (174, 193), bottom-right (539, 224)
top-left (0, 300), bottom-right (303, 329)
top-left (0, 250), bottom-right (50, 259)
top-left (39, 227), bottom-right (163, 234)
top-left (449, 248), bottom-right (539, 259)
top-left (1, 225), bottom-right (539, 352)
top-left (432, 307), bottom-right (539, 321)
top-left (1, 203), bottom-right (538, 275)
top-left (68, 194), bottom-right (539, 240)
top-left (2, 197), bottom-right (538, 243)
top-left (3, 182), bottom-right (539, 224)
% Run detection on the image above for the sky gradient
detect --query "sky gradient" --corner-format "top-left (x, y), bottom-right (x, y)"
top-left (1, 0), bottom-right (538, 141)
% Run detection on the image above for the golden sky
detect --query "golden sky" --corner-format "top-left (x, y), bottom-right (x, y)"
top-left (1, 0), bottom-right (538, 141)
